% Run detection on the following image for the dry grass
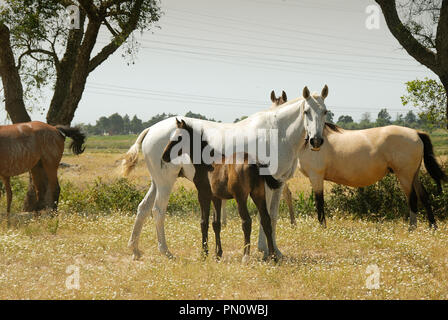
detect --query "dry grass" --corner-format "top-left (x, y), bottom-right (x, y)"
top-left (59, 152), bottom-right (196, 192)
top-left (1, 151), bottom-right (448, 300)
top-left (58, 152), bottom-right (324, 195)
top-left (1, 213), bottom-right (448, 299)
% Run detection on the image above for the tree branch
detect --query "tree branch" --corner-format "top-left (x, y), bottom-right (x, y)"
top-left (17, 48), bottom-right (59, 70)
top-left (375, 0), bottom-right (438, 72)
top-left (88, 0), bottom-right (144, 73)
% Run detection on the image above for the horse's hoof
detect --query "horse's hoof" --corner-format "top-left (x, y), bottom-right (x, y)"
top-left (165, 251), bottom-right (175, 260)
top-left (242, 255), bottom-right (250, 264)
top-left (275, 248), bottom-right (284, 259)
top-left (408, 225), bottom-right (417, 232)
top-left (262, 253), bottom-right (277, 262)
top-left (430, 223), bottom-right (438, 230)
top-left (200, 252), bottom-right (208, 261)
top-left (132, 250), bottom-right (142, 261)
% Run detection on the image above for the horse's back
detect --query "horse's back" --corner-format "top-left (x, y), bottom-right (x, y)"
top-left (0, 121), bottom-right (64, 177)
top-left (319, 125), bottom-right (423, 187)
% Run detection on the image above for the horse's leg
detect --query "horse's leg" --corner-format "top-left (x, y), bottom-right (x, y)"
top-left (283, 184), bottom-right (296, 226)
top-left (41, 161), bottom-right (59, 210)
top-left (258, 185), bottom-right (283, 257)
top-left (413, 176), bottom-right (437, 229)
top-left (309, 175), bottom-right (326, 227)
top-left (128, 181), bottom-right (157, 260)
top-left (1, 177), bottom-right (12, 227)
top-left (235, 195), bottom-right (251, 263)
top-left (30, 165), bottom-right (47, 212)
top-left (221, 199), bottom-right (227, 227)
top-left (153, 180), bottom-right (176, 258)
top-left (250, 190), bottom-right (276, 261)
top-left (396, 172), bottom-right (418, 230)
top-left (198, 189), bottom-right (212, 258)
top-left (212, 197), bottom-right (223, 259)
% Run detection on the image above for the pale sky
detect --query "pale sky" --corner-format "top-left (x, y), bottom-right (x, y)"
top-left (1, 0), bottom-right (436, 124)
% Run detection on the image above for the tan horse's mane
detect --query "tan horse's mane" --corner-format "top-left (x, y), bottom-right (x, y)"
top-left (324, 122), bottom-right (342, 134)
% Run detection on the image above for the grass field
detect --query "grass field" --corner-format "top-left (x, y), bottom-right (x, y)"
top-left (0, 130), bottom-right (447, 299)
top-left (1, 213), bottom-right (448, 299)
top-left (431, 129), bottom-right (448, 155)
top-left (79, 129), bottom-right (448, 155)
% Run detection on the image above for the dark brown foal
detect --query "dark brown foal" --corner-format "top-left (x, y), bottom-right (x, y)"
top-left (208, 153), bottom-right (282, 262)
top-left (0, 121), bottom-right (85, 225)
top-left (162, 119), bottom-right (282, 262)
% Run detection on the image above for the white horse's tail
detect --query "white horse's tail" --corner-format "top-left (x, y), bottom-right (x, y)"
top-left (122, 128), bottom-right (150, 176)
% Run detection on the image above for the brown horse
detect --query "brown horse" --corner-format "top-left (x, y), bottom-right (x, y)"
top-left (0, 121), bottom-right (85, 225)
top-left (162, 119), bottom-right (282, 262)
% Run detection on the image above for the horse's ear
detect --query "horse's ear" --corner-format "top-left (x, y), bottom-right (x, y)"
top-left (175, 118), bottom-right (182, 127)
top-left (281, 90), bottom-right (287, 102)
top-left (270, 90), bottom-right (276, 103)
top-left (321, 85), bottom-right (329, 99)
top-left (181, 119), bottom-right (187, 128)
top-left (302, 86), bottom-right (310, 99)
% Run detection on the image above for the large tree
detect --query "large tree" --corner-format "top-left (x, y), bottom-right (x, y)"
top-left (375, 0), bottom-right (448, 128)
top-left (0, 0), bottom-right (161, 211)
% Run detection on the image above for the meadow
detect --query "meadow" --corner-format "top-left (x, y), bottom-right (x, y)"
top-left (0, 130), bottom-right (447, 299)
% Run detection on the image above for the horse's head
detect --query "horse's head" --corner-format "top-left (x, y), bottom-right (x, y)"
top-left (162, 118), bottom-right (194, 163)
top-left (302, 85), bottom-right (329, 151)
top-left (270, 90), bottom-right (288, 107)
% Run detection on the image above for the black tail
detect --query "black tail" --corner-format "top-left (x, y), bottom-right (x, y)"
top-left (56, 125), bottom-right (86, 155)
top-left (418, 132), bottom-right (447, 193)
top-left (253, 163), bottom-right (283, 190)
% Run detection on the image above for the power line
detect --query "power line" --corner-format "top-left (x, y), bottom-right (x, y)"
top-left (131, 44), bottom-right (421, 83)
top-left (85, 81), bottom-right (412, 114)
top-left (147, 33), bottom-right (417, 66)
top-left (166, 7), bottom-right (395, 49)
top-left (139, 38), bottom-right (425, 74)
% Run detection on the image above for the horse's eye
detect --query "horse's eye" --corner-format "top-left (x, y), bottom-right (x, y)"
top-left (324, 110), bottom-right (328, 115)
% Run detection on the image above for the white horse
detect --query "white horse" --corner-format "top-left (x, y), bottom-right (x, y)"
top-left (122, 86), bottom-right (324, 259)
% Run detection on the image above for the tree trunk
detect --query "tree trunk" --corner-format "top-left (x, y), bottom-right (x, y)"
top-left (442, 75), bottom-right (448, 129)
top-left (47, 18), bottom-right (100, 125)
top-left (0, 24), bottom-right (30, 123)
top-left (46, 12), bottom-right (86, 126)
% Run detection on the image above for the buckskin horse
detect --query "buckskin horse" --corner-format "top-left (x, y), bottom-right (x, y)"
top-left (295, 86), bottom-right (446, 230)
top-left (0, 121), bottom-right (86, 225)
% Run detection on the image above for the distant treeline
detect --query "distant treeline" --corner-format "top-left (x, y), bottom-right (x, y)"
top-left (79, 108), bottom-right (434, 135)
top-left (79, 111), bottom-right (218, 135)
top-left (327, 108), bottom-right (435, 131)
